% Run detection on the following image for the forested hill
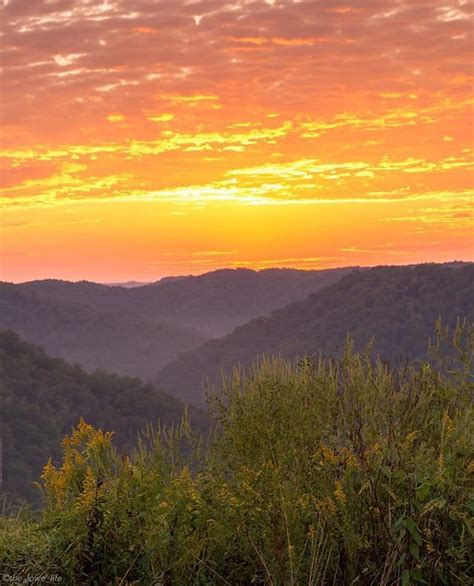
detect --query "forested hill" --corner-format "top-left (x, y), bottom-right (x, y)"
top-left (0, 283), bottom-right (205, 379)
top-left (0, 268), bottom-right (354, 379)
top-left (125, 267), bottom-right (357, 335)
top-left (155, 264), bottom-right (474, 407)
top-left (17, 267), bottom-right (355, 337)
top-left (0, 330), bottom-right (208, 502)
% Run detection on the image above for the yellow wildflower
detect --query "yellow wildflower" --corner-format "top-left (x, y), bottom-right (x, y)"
top-left (334, 481), bottom-right (347, 505)
top-left (405, 431), bottom-right (419, 444)
top-left (320, 443), bottom-right (339, 465)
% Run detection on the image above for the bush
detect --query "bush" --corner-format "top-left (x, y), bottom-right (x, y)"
top-left (1, 322), bottom-right (473, 584)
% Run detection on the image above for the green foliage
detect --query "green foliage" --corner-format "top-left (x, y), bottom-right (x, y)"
top-left (157, 264), bottom-right (474, 406)
top-left (1, 322), bottom-right (473, 584)
top-left (0, 331), bottom-right (209, 503)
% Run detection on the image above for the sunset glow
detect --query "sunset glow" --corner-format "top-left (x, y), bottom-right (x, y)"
top-left (1, 0), bottom-right (473, 282)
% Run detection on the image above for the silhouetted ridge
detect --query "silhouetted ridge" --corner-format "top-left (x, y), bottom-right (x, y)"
top-left (0, 282), bottom-right (205, 379)
top-left (155, 264), bottom-right (474, 406)
top-left (0, 267), bottom-right (353, 377)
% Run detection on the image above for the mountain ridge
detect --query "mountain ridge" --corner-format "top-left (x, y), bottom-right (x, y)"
top-left (155, 263), bottom-right (474, 406)
top-left (0, 283), bottom-right (205, 378)
top-left (0, 267), bottom-right (355, 378)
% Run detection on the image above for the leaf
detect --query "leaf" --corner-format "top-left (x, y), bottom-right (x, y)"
top-left (409, 542), bottom-right (420, 560)
top-left (411, 568), bottom-right (427, 583)
top-left (402, 569), bottom-right (410, 586)
top-left (382, 483), bottom-right (399, 502)
top-left (394, 513), bottom-right (406, 531)
top-left (405, 517), bottom-right (422, 545)
top-left (412, 529), bottom-right (422, 546)
top-left (422, 497), bottom-right (447, 514)
top-left (406, 517), bottom-right (417, 535)
top-left (415, 483), bottom-right (430, 502)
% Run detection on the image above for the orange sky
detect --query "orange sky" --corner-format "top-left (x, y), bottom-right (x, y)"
top-left (1, 0), bottom-right (473, 282)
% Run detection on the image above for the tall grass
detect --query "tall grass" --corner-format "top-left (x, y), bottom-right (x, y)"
top-left (1, 322), bottom-right (473, 584)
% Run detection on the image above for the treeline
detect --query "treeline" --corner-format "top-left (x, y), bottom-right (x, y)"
top-left (0, 331), bottom-right (208, 502)
top-left (0, 284), bottom-right (206, 379)
top-left (0, 267), bottom-right (352, 380)
top-left (156, 264), bottom-right (474, 406)
top-left (1, 323), bottom-right (473, 584)
top-left (19, 267), bottom-right (354, 337)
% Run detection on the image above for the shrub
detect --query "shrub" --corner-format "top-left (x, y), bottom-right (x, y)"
top-left (1, 322), bottom-right (473, 584)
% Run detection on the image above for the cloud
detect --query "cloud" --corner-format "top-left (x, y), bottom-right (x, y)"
top-left (2, 0), bottom-right (472, 130)
top-left (148, 113), bottom-right (175, 122)
top-left (191, 250), bottom-right (238, 256)
top-left (2, 149), bottom-right (472, 209)
top-left (382, 202), bottom-right (474, 228)
top-left (0, 0), bottom-right (472, 218)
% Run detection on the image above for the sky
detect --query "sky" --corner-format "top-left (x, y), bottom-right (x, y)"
top-left (1, 0), bottom-right (473, 282)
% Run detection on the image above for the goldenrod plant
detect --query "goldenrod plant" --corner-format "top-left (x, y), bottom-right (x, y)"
top-left (1, 322), bottom-right (472, 584)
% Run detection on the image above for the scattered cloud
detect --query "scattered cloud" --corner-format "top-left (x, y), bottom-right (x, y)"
top-left (148, 113), bottom-right (175, 122)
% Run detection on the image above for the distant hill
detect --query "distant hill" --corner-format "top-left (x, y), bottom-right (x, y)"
top-left (105, 281), bottom-right (151, 288)
top-left (155, 264), bottom-right (474, 407)
top-left (0, 268), bottom-right (354, 378)
top-left (17, 267), bottom-right (355, 337)
top-left (0, 283), bottom-right (205, 379)
top-left (0, 331), bottom-right (208, 502)
top-left (125, 267), bottom-right (358, 336)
